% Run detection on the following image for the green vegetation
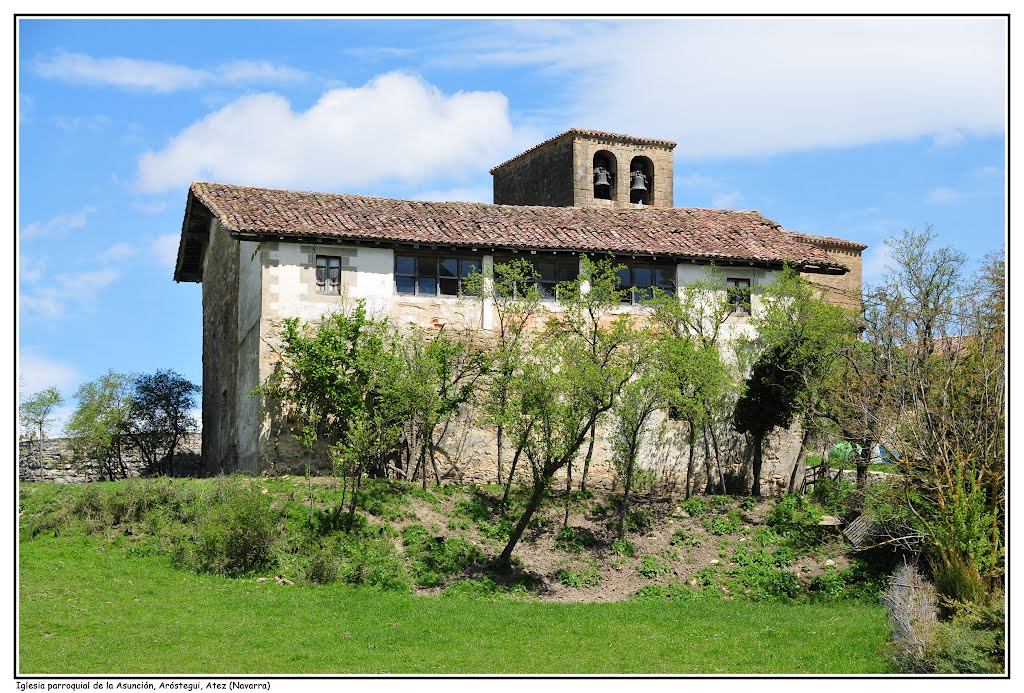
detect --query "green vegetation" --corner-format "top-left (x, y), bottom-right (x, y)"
top-left (19, 534), bottom-right (892, 674)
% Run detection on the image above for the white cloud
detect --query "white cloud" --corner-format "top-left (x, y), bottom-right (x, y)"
top-left (132, 199), bottom-right (168, 214)
top-left (152, 234), bottom-right (181, 270)
top-left (22, 206), bottom-right (97, 238)
top-left (136, 71), bottom-right (535, 193)
top-left (18, 353), bottom-right (80, 395)
top-left (20, 269), bottom-right (120, 320)
top-left (97, 243), bottom-right (138, 263)
top-left (455, 18), bottom-right (1005, 159)
top-left (33, 51), bottom-right (309, 93)
top-left (926, 186), bottom-right (969, 204)
top-left (54, 114), bottom-right (111, 131)
top-left (712, 191), bottom-right (744, 209)
top-left (412, 185), bottom-right (493, 203)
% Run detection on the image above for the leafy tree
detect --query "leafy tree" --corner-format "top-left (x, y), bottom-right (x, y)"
top-left (498, 256), bottom-right (634, 562)
top-left (463, 258), bottom-right (543, 487)
top-left (609, 332), bottom-right (672, 539)
top-left (734, 266), bottom-right (855, 496)
top-left (858, 231), bottom-right (1004, 602)
top-left (19, 386), bottom-right (63, 441)
top-left (124, 369), bottom-right (200, 476)
top-left (398, 328), bottom-right (487, 489)
top-left (65, 371), bottom-right (133, 480)
top-left (256, 302), bottom-right (408, 526)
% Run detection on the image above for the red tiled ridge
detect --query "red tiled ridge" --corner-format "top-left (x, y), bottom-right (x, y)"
top-left (489, 128), bottom-right (677, 174)
top-left (786, 230), bottom-right (868, 251)
top-left (189, 182), bottom-right (850, 272)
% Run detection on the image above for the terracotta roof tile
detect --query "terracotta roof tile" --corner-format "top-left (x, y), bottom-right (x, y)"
top-left (489, 128), bottom-right (677, 173)
top-left (186, 181), bottom-right (852, 273)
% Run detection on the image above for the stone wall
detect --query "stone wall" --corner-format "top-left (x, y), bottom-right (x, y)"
top-left (18, 434), bottom-right (203, 483)
top-left (492, 134), bottom-right (575, 207)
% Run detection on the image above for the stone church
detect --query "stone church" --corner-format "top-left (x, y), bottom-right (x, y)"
top-left (172, 128), bottom-right (865, 491)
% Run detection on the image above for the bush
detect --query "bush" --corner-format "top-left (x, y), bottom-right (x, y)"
top-left (811, 477), bottom-right (855, 514)
top-left (402, 524), bottom-right (482, 587)
top-left (638, 554), bottom-right (672, 579)
top-left (336, 532), bottom-right (411, 592)
top-left (625, 507), bottom-right (654, 533)
top-left (739, 496), bottom-right (758, 511)
top-left (923, 598), bottom-right (1005, 674)
top-left (702, 510), bottom-right (741, 536)
top-left (729, 564), bottom-right (800, 602)
top-left (765, 494), bottom-right (823, 549)
top-left (633, 579), bottom-right (709, 602)
top-left (611, 538), bottom-right (635, 557)
top-left (809, 569), bottom-right (851, 602)
top-left (554, 562), bottom-right (602, 588)
top-left (669, 529), bottom-right (701, 548)
top-left (554, 526), bottom-right (595, 553)
top-left (442, 577), bottom-right (503, 598)
top-left (679, 497), bottom-right (708, 516)
top-left (173, 481), bottom-right (281, 577)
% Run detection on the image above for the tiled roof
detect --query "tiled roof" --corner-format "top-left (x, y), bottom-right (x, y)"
top-left (176, 181), bottom-right (854, 282)
top-left (489, 128), bottom-right (677, 173)
top-left (786, 230), bottom-right (869, 251)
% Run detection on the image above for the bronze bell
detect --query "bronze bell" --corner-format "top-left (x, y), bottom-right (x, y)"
top-left (594, 167), bottom-right (611, 189)
top-left (630, 170), bottom-right (648, 192)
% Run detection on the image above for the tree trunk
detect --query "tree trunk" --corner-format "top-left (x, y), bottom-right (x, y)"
top-left (788, 427), bottom-right (813, 494)
top-left (751, 434), bottom-right (764, 497)
top-left (562, 459), bottom-right (572, 528)
top-left (617, 451), bottom-right (637, 540)
top-left (429, 439), bottom-right (442, 487)
top-left (579, 425), bottom-right (597, 493)
top-left (499, 480), bottom-right (547, 563)
top-left (856, 439), bottom-right (872, 489)
top-left (684, 421), bottom-right (697, 499)
top-left (501, 443), bottom-right (524, 506)
top-left (709, 425), bottom-right (726, 494)
top-left (496, 425), bottom-right (504, 485)
top-left (420, 444), bottom-right (428, 491)
top-left (347, 462), bottom-right (363, 529)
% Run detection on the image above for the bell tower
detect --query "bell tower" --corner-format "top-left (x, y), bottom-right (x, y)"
top-left (490, 128), bottom-right (676, 209)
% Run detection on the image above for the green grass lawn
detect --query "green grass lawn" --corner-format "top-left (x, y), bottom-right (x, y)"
top-left (19, 535), bottom-right (894, 675)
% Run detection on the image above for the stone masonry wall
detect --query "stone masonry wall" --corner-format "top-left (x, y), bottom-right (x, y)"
top-left (492, 134), bottom-right (575, 207)
top-left (18, 434), bottom-right (203, 483)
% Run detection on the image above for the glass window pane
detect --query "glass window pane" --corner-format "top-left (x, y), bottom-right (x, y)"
top-left (655, 268), bottom-right (675, 288)
top-left (461, 259), bottom-right (480, 278)
top-left (316, 266), bottom-right (327, 283)
top-left (328, 257), bottom-right (341, 269)
top-left (537, 261), bottom-right (556, 281)
top-left (316, 256), bottom-right (326, 269)
top-left (616, 267), bottom-right (631, 288)
top-left (418, 256), bottom-right (437, 278)
top-left (558, 260), bottom-right (579, 282)
top-left (539, 282), bottom-right (556, 300)
top-left (634, 267), bottom-right (652, 287)
top-left (396, 255), bottom-right (415, 275)
top-left (416, 277), bottom-right (436, 295)
top-left (439, 258), bottom-right (458, 277)
top-left (396, 276), bottom-right (415, 294)
top-left (439, 278), bottom-right (459, 296)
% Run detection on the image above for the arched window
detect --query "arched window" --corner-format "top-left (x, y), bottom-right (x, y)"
top-left (593, 151), bottom-right (617, 201)
top-left (629, 156), bottom-right (654, 205)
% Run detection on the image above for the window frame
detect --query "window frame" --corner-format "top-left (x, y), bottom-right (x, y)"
top-left (616, 260), bottom-right (677, 305)
top-left (726, 277), bottom-right (753, 315)
top-left (492, 255), bottom-right (580, 301)
top-left (394, 251), bottom-right (482, 297)
top-left (315, 255), bottom-right (342, 295)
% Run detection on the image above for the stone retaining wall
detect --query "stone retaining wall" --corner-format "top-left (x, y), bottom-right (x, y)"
top-left (18, 434), bottom-right (203, 483)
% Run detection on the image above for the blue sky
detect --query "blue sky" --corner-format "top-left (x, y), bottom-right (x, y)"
top-left (16, 16), bottom-right (1007, 428)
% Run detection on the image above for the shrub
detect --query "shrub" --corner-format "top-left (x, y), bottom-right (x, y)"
top-left (554, 526), bottom-right (595, 553)
top-left (728, 564), bottom-right (800, 602)
top-left (765, 494), bottom-right (823, 549)
top-left (709, 495), bottom-right (731, 508)
top-left (554, 563), bottom-right (601, 588)
top-left (739, 496), bottom-right (758, 511)
top-left (809, 569), bottom-right (851, 602)
top-left (611, 538), bottom-right (635, 557)
top-left (923, 598), bottom-right (1005, 674)
top-left (402, 524), bottom-right (482, 587)
top-left (443, 577), bottom-right (503, 598)
top-left (679, 497), bottom-right (708, 517)
top-left (625, 507), bottom-right (654, 533)
top-left (173, 481), bottom-right (280, 577)
top-left (669, 529), bottom-right (701, 548)
top-left (633, 579), bottom-right (709, 602)
top-left (811, 477), bottom-right (855, 514)
top-left (336, 532), bottom-right (411, 592)
top-left (302, 547), bottom-right (340, 584)
top-left (702, 510), bottom-right (741, 536)
top-left (638, 554), bottom-right (672, 579)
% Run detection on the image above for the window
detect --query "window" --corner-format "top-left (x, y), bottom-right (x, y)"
top-left (494, 255), bottom-right (579, 300)
top-left (395, 253), bottom-right (481, 296)
top-left (727, 277), bottom-right (752, 315)
top-left (316, 255), bottom-right (342, 295)
top-left (616, 262), bottom-right (676, 304)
